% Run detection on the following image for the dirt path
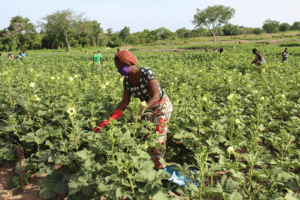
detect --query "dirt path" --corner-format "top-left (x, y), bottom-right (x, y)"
top-left (0, 160), bottom-right (46, 200)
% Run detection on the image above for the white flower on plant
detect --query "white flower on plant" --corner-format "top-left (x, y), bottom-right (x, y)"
top-left (106, 81), bottom-right (109, 86)
top-left (235, 119), bottom-right (241, 124)
top-left (227, 146), bottom-right (234, 154)
top-left (261, 97), bottom-right (265, 101)
top-left (29, 82), bottom-right (35, 88)
top-left (182, 83), bottom-right (185, 86)
top-left (33, 95), bottom-right (40, 102)
top-left (141, 101), bottom-right (147, 107)
top-left (101, 84), bottom-right (106, 89)
top-left (58, 77), bottom-right (60, 80)
top-left (66, 107), bottom-right (76, 116)
top-left (94, 75), bottom-right (97, 78)
top-left (74, 74), bottom-right (78, 78)
top-left (281, 94), bottom-right (286, 98)
top-left (247, 84), bottom-right (251, 88)
top-left (50, 76), bottom-right (55, 80)
top-left (3, 71), bottom-right (8, 75)
top-left (227, 93), bottom-right (235, 101)
top-left (202, 96), bottom-right (207, 102)
top-left (174, 77), bottom-right (178, 81)
top-left (69, 77), bottom-right (73, 81)
top-left (29, 69), bottom-right (34, 72)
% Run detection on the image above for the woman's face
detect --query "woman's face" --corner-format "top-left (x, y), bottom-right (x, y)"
top-left (114, 59), bottom-right (124, 71)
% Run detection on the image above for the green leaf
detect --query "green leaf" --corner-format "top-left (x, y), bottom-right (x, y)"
top-left (152, 191), bottom-right (168, 200)
top-left (228, 191), bottom-right (243, 200)
top-left (53, 182), bottom-right (68, 195)
top-left (82, 185), bottom-right (94, 196)
top-left (284, 189), bottom-right (300, 200)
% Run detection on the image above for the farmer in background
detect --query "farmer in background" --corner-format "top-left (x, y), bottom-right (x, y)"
top-left (115, 48), bottom-right (121, 56)
top-left (281, 48), bottom-right (289, 62)
top-left (251, 48), bottom-right (266, 66)
top-left (93, 51), bottom-right (103, 67)
top-left (16, 53), bottom-right (23, 61)
top-left (94, 50), bottom-right (173, 170)
top-left (205, 47), bottom-right (209, 54)
top-left (219, 47), bottom-right (225, 54)
top-left (21, 51), bottom-right (26, 58)
top-left (7, 52), bottom-right (13, 59)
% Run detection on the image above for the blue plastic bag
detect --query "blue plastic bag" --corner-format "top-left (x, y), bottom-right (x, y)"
top-left (163, 166), bottom-right (200, 187)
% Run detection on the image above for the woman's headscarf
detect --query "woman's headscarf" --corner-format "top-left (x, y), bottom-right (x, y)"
top-left (115, 50), bottom-right (138, 65)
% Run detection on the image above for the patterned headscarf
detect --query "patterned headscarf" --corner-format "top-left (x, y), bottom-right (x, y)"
top-left (115, 50), bottom-right (138, 65)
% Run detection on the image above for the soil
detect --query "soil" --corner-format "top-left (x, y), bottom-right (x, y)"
top-left (0, 160), bottom-right (45, 200)
top-left (0, 160), bottom-right (186, 200)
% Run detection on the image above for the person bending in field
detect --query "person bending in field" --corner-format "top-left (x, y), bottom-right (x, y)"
top-left (205, 47), bottom-right (209, 54)
top-left (251, 48), bottom-right (266, 66)
top-left (16, 53), bottom-right (23, 61)
top-left (94, 50), bottom-right (173, 170)
top-left (219, 47), bottom-right (225, 54)
top-left (93, 51), bottom-right (103, 67)
top-left (281, 48), bottom-right (289, 62)
top-left (7, 52), bottom-right (13, 59)
top-left (21, 51), bottom-right (26, 58)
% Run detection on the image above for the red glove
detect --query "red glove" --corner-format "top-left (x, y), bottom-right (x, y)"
top-left (94, 109), bottom-right (123, 133)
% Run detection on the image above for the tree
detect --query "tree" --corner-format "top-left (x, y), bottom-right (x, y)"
top-left (291, 21), bottom-right (300, 30)
top-left (85, 20), bottom-right (103, 46)
top-left (119, 26), bottom-right (131, 43)
top-left (176, 28), bottom-right (188, 38)
top-left (253, 28), bottom-right (263, 35)
top-left (279, 23), bottom-right (291, 32)
top-left (40, 9), bottom-right (86, 51)
top-left (262, 19), bottom-right (280, 34)
top-left (192, 5), bottom-right (235, 43)
top-left (2, 16), bottom-right (35, 50)
top-left (222, 23), bottom-right (240, 35)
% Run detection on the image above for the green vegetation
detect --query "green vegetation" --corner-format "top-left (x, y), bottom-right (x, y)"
top-left (0, 9), bottom-right (299, 51)
top-left (1, 43), bottom-right (300, 199)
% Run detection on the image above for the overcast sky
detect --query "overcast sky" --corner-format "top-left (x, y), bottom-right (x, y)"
top-left (0, 0), bottom-right (299, 33)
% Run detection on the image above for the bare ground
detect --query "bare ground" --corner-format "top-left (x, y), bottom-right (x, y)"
top-left (0, 160), bottom-right (186, 200)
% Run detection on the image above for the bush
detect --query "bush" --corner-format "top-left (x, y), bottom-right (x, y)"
top-left (253, 28), bottom-right (263, 35)
top-left (279, 42), bottom-right (300, 47)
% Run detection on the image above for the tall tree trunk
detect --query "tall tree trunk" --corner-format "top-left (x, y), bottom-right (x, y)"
top-left (213, 34), bottom-right (217, 43)
top-left (64, 32), bottom-right (71, 51)
top-left (211, 30), bottom-right (218, 43)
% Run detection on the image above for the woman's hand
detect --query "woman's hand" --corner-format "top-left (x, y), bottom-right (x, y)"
top-left (93, 119), bottom-right (110, 132)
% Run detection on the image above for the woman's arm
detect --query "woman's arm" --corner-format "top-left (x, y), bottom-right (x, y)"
top-left (117, 89), bottom-right (131, 112)
top-left (139, 79), bottom-right (160, 114)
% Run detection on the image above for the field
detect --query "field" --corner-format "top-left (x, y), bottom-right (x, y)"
top-left (1, 42), bottom-right (300, 200)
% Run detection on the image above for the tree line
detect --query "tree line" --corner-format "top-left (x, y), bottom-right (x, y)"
top-left (0, 7), bottom-right (299, 51)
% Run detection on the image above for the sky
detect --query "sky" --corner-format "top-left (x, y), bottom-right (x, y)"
top-left (0, 0), bottom-right (299, 33)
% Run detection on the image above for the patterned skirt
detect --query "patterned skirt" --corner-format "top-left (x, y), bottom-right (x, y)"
top-left (142, 93), bottom-right (173, 170)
